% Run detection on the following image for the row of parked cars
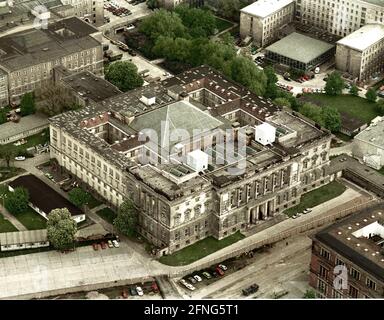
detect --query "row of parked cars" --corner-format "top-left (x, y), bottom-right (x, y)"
top-left (104, 2), bottom-right (132, 16)
top-left (277, 82), bottom-right (293, 92)
top-left (122, 282), bottom-right (159, 298)
top-left (179, 264), bottom-right (228, 291)
top-left (291, 208), bottom-right (312, 219)
top-left (92, 239), bottom-right (120, 250)
top-left (302, 87), bottom-right (325, 93)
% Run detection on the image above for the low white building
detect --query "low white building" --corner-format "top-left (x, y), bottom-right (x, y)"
top-left (0, 229), bottom-right (49, 251)
top-left (353, 116), bottom-right (384, 169)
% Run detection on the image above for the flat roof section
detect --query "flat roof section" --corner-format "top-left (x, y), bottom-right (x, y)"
top-left (241, 0), bottom-right (294, 18)
top-left (8, 174), bottom-right (83, 217)
top-left (266, 32), bottom-right (335, 64)
top-left (337, 24), bottom-right (384, 52)
top-left (0, 229), bottom-right (47, 246)
top-left (0, 113), bottom-right (48, 141)
top-left (354, 116), bottom-right (384, 150)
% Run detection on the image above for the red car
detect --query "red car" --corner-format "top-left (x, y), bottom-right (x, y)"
top-left (100, 242), bottom-right (107, 249)
top-left (151, 282), bottom-right (159, 293)
top-left (92, 243), bottom-right (99, 251)
top-left (216, 267), bottom-right (225, 276)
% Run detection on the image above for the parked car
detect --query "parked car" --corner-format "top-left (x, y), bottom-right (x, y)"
top-left (218, 264), bottom-right (228, 271)
top-left (100, 242), bottom-right (107, 249)
top-left (216, 267), bottom-right (225, 276)
top-left (122, 289), bottom-right (128, 298)
top-left (92, 243), bottom-right (99, 251)
top-left (202, 271), bottom-right (212, 279)
top-left (303, 208), bottom-right (312, 214)
top-left (151, 282), bottom-right (159, 293)
top-left (291, 214), bottom-right (298, 219)
top-left (136, 286), bottom-right (144, 296)
top-left (193, 275), bottom-right (203, 282)
top-left (188, 277), bottom-right (197, 284)
top-left (14, 156), bottom-right (26, 161)
top-left (112, 240), bottom-right (120, 248)
top-left (129, 287), bottom-right (137, 296)
top-left (212, 271), bottom-right (219, 278)
top-left (242, 284), bottom-right (259, 296)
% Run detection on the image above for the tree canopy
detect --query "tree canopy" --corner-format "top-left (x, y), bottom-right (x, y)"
top-left (47, 208), bottom-right (77, 250)
top-left (0, 146), bottom-right (16, 168)
top-left (20, 92), bottom-right (36, 116)
top-left (68, 187), bottom-right (91, 208)
top-left (0, 110), bottom-right (6, 124)
top-left (321, 106), bottom-right (341, 132)
top-left (349, 84), bottom-right (359, 96)
top-left (35, 84), bottom-right (77, 116)
top-left (5, 187), bottom-right (29, 215)
top-left (105, 61), bottom-right (144, 92)
top-left (365, 88), bottom-right (377, 103)
top-left (114, 199), bottom-right (138, 237)
top-left (324, 72), bottom-right (344, 95)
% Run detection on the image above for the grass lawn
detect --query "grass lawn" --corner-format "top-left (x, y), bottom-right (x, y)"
top-left (377, 167), bottom-right (384, 176)
top-left (214, 17), bottom-right (234, 33)
top-left (14, 207), bottom-right (47, 230)
top-left (284, 181), bottom-right (347, 217)
top-left (159, 231), bottom-right (245, 266)
top-left (96, 207), bottom-right (116, 225)
top-left (0, 130), bottom-right (49, 155)
top-left (0, 212), bottom-right (18, 233)
top-left (303, 93), bottom-right (379, 123)
top-left (0, 167), bottom-right (25, 182)
top-left (334, 132), bottom-right (353, 142)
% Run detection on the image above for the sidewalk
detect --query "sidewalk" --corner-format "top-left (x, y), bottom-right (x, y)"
top-left (0, 204), bottom-right (27, 231)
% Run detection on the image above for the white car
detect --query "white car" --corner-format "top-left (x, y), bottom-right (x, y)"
top-left (112, 240), bottom-right (120, 248)
top-left (193, 275), bottom-right (202, 282)
top-left (218, 264), bottom-right (228, 271)
top-left (15, 156), bottom-right (26, 161)
top-left (185, 283), bottom-right (196, 291)
top-left (107, 240), bottom-right (114, 248)
top-left (291, 214), bottom-right (297, 219)
top-left (136, 286), bottom-right (144, 296)
top-left (303, 208), bottom-right (312, 214)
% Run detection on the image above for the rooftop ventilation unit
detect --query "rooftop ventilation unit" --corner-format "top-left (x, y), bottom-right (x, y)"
top-left (140, 94), bottom-right (156, 106)
top-left (255, 122), bottom-right (276, 146)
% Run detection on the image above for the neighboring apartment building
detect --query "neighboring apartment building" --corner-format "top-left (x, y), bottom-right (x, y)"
top-left (0, 0), bottom-right (104, 32)
top-left (158, 0), bottom-right (204, 10)
top-left (49, 66), bottom-right (332, 255)
top-left (336, 24), bottom-right (384, 81)
top-left (353, 116), bottom-right (384, 170)
top-left (0, 17), bottom-right (103, 106)
top-left (309, 203), bottom-right (384, 298)
top-left (240, 0), bottom-right (295, 47)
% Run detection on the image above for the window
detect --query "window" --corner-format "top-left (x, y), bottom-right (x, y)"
top-left (320, 247), bottom-right (330, 260)
top-left (349, 285), bottom-right (359, 298)
top-left (349, 267), bottom-right (361, 280)
top-left (317, 279), bottom-right (327, 295)
top-left (319, 265), bottom-right (329, 279)
top-left (335, 257), bottom-right (345, 266)
top-left (366, 278), bottom-right (376, 291)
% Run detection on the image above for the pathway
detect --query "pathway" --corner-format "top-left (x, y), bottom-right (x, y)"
top-left (0, 204), bottom-right (27, 231)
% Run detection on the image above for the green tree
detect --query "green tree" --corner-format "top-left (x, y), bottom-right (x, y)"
top-left (376, 99), bottom-right (384, 115)
top-left (273, 97), bottom-right (291, 108)
top-left (303, 289), bottom-right (316, 299)
top-left (349, 84), bottom-right (359, 96)
top-left (139, 9), bottom-right (186, 41)
top-left (365, 88), bottom-right (377, 103)
top-left (114, 199), bottom-right (138, 237)
top-left (324, 72), bottom-right (344, 95)
top-left (0, 146), bottom-right (15, 168)
top-left (0, 110), bottom-right (6, 124)
top-left (264, 66), bottom-right (278, 99)
top-left (5, 187), bottom-right (29, 214)
top-left (105, 61), bottom-right (144, 92)
top-left (321, 106), bottom-right (341, 132)
top-left (174, 5), bottom-right (217, 37)
top-left (47, 208), bottom-right (77, 250)
top-left (68, 187), bottom-right (91, 208)
top-left (146, 0), bottom-right (158, 9)
top-left (229, 56), bottom-right (267, 96)
top-left (298, 103), bottom-right (324, 126)
top-left (20, 92), bottom-right (36, 116)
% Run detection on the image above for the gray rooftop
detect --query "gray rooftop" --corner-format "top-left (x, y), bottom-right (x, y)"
top-left (0, 17), bottom-right (101, 72)
top-left (0, 113), bottom-right (48, 140)
top-left (354, 116), bottom-right (384, 149)
top-left (266, 32), bottom-right (335, 64)
top-left (0, 229), bottom-right (47, 246)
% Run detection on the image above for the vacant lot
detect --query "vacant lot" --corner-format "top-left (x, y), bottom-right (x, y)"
top-left (284, 181), bottom-right (346, 216)
top-left (302, 94), bottom-right (378, 123)
top-left (159, 231), bottom-right (245, 266)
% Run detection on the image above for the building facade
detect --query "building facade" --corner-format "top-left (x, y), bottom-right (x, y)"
top-left (309, 203), bottom-right (384, 298)
top-left (49, 66), bottom-right (332, 255)
top-left (240, 0), bottom-right (295, 47)
top-left (0, 17), bottom-right (103, 106)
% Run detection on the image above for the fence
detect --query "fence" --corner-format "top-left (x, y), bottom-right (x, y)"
top-left (167, 198), bottom-right (382, 278)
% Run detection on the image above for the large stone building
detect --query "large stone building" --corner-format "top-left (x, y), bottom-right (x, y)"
top-left (0, 0), bottom-right (104, 33)
top-left (0, 17), bottom-right (103, 106)
top-left (336, 24), bottom-right (384, 81)
top-left (309, 203), bottom-right (384, 298)
top-left (240, 0), bottom-right (295, 47)
top-left (49, 66), bottom-right (332, 255)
